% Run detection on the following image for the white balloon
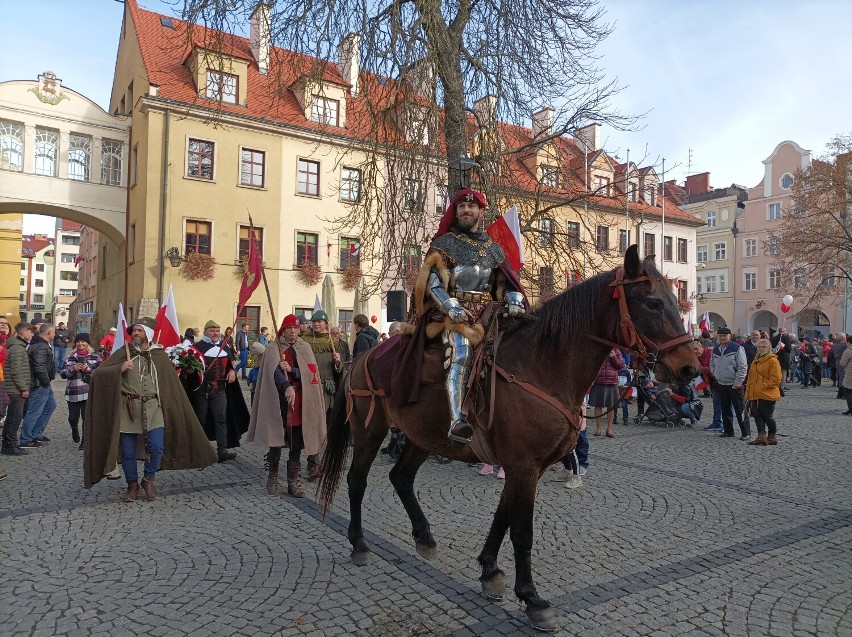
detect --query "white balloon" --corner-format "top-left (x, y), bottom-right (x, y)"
top-left (782, 294), bottom-right (793, 306)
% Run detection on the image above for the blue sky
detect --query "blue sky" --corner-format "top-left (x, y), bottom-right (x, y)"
top-left (3, 0), bottom-right (850, 233)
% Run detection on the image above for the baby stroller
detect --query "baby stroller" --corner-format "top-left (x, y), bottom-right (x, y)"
top-left (633, 375), bottom-right (687, 428)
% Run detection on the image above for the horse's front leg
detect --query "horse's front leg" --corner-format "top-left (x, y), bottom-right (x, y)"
top-left (477, 489), bottom-right (511, 600)
top-left (507, 471), bottom-right (559, 632)
top-left (388, 441), bottom-right (435, 559)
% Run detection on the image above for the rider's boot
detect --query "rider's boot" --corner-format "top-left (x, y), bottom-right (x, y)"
top-left (446, 331), bottom-right (474, 443)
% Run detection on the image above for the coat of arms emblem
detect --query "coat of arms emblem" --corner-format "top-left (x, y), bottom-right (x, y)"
top-left (29, 71), bottom-right (70, 106)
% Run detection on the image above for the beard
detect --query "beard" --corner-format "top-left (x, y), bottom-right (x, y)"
top-left (456, 214), bottom-right (479, 232)
top-left (132, 336), bottom-right (146, 347)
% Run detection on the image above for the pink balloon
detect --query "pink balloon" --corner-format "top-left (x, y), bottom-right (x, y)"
top-left (780, 304), bottom-right (790, 314)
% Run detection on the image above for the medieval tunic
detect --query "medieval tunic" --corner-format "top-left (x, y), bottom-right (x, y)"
top-left (119, 349), bottom-right (164, 434)
top-left (301, 332), bottom-right (344, 412)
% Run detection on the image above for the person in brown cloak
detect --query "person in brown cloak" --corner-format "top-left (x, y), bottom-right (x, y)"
top-left (83, 317), bottom-right (216, 501)
top-left (247, 314), bottom-right (326, 497)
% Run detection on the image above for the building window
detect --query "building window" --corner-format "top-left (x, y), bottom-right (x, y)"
top-left (240, 148), bottom-right (265, 187)
top-left (340, 167), bottom-right (361, 203)
top-left (185, 220), bottom-right (212, 255)
top-left (101, 245), bottom-right (107, 279)
top-left (696, 277), bottom-right (702, 294)
top-left (34, 128), bottom-right (58, 176)
top-left (744, 238), bottom-right (757, 257)
top-left (628, 182), bottom-right (638, 202)
top-left (719, 273), bottom-right (727, 292)
top-left (237, 305), bottom-right (261, 335)
top-left (744, 272), bottom-right (756, 291)
top-left (0, 119), bottom-right (24, 171)
top-left (294, 307), bottom-right (313, 322)
top-left (310, 96), bottom-right (339, 126)
top-left (339, 236), bottom-right (360, 269)
top-left (403, 244), bottom-right (422, 272)
top-left (34, 278), bottom-right (44, 287)
top-left (238, 225), bottom-right (264, 261)
top-left (767, 236), bottom-right (781, 256)
top-left (713, 242), bottom-right (726, 261)
top-left (596, 225), bottom-right (609, 252)
top-left (435, 185), bottom-right (448, 214)
top-left (538, 267), bottom-right (555, 297)
top-left (539, 218), bottom-right (554, 247)
top-left (130, 144), bottom-right (138, 187)
top-left (768, 269), bottom-right (781, 289)
top-left (566, 222), bottom-right (580, 249)
top-left (60, 253), bottom-right (75, 263)
top-left (696, 244), bottom-right (708, 264)
top-left (595, 175), bottom-right (611, 196)
top-left (35, 263), bottom-right (45, 272)
top-left (704, 276), bottom-right (717, 293)
top-left (34, 294), bottom-right (44, 303)
top-left (296, 231), bottom-right (318, 265)
top-left (821, 269), bottom-right (837, 287)
top-left (187, 139), bottom-right (215, 180)
top-left (663, 236), bottom-right (673, 261)
top-left (677, 280), bottom-right (688, 303)
top-left (101, 139), bottom-right (123, 185)
top-left (338, 309), bottom-right (353, 333)
top-left (618, 229), bottom-right (629, 255)
top-left (62, 235), bottom-right (80, 245)
top-left (793, 268), bottom-right (806, 289)
top-left (706, 210), bottom-right (716, 227)
top-left (405, 116), bottom-right (430, 145)
top-left (403, 179), bottom-right (423, 211)
top-left (68, 134), bottom-right (91, 181)
top-left (59, 288), bottom-right (75, 296)
top-left (780, 173), bottom-right (794, 189)
top-left (20, 278), bottom-right (25, 287)
top-left (768, 202), bottom-right (782, 220)
top-left (644, 233), bottom-right (656, 258)
top-left (297, 159), bottom-right (320, 196)
top-left (19, 293), bottom-right (25, 302)
top-left (206, 70), bottom-right (237, 104)
top-left (540, 165), bottom-right (558, 188)
top-left (60, 271), bottom-right (78, 282)
top-left (646, 187), bottom-right (656, 206)
top-left (676, 238), bottom-right (688, 263)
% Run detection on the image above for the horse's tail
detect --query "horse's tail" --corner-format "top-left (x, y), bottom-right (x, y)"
top-left (318, 377), bottom-right (351, 516)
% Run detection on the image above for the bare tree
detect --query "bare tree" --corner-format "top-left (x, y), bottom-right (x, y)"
top-left (771, 133), bottom-right (852, 307)
top-left (179, 0), bottom-right (637, 295)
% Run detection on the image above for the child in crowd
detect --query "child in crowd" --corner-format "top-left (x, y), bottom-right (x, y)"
top-left (59, 334), bottom-right (101, 448)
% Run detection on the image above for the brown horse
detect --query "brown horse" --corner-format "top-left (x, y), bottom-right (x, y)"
top-left (318, 246), bottom-right (699, 631)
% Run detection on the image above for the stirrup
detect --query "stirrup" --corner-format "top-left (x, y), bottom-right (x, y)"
top-left (447, 419), bottom-right (474, 443)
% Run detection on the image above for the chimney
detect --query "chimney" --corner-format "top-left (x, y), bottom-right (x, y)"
top-left (338, 33), bottom-right (360, 95)
top-left (531, 107), bottom-right (554, 139)
top-left (574, 123), bottom-right (601, 154)
top-left (473, 95), bottom-right (497, 128)
top-left (685, 172), bottom-right (711, 196)
top-left (250, 3), bottom-right (270, 75)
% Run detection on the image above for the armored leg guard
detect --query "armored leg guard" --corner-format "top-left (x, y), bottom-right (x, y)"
top-left (446, 331), bottom-right (474, 443)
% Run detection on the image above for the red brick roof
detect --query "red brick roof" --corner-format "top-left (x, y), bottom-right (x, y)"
top-left (127, 0), bottom-right (700, 226)
top-left (22, 236), bottom-right (53, 256)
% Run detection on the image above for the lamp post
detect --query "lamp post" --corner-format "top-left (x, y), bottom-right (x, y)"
top-left (449, 155), bottom-right (479, 192)
top-left (166, 247), bottom-right (183, 268)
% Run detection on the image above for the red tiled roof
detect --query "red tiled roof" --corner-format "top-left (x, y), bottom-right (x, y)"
top-left (22, 236), bottom-right (53, 256)
top-left (126, 0), bottom-right (700, 226)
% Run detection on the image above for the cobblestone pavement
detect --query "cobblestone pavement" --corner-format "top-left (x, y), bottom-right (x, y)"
top-left (1, 380), bottom-right (850, 636)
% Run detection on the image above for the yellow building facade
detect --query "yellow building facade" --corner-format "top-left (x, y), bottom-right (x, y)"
top-left (0, 213), bottom-right (23, 320)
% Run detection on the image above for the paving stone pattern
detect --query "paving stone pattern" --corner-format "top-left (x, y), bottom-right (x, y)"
top-left (1, 380), bottom-right (850, 636)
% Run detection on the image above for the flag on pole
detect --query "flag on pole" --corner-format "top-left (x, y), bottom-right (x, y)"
top-left (111, 303), bottom-right (128, 354)
top-left (237, 218), bottom-right (263, 314)
top-left (692, 375), bottom-right (709, 393)
top-left (154, 284), bottom-right (181, 347)
top-left (486, 205), bottom-right (526, 271)
top-left (349, 242), bottom-right (360, 258)
top-left (73, 254), bottom-right (83, 267)
top-left (699, 311), bottom-right (710, 333)
top-left (313, 295), bottom-right (323, 314)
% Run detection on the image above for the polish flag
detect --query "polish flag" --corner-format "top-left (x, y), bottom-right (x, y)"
top-left (487, 205), bottom-right (526, 272)
top-left (693, 375), bottom-right (709, 393)
top-left (154, 284), bottom-right (181, 347)
top-left (349, 242), bottom-right (360, 258)
top-left (111, 303), bottom-right (128, 354)
top-left (699, 311), bottom-right (711, 334)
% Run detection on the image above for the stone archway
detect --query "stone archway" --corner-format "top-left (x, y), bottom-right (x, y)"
top-left (795, 308), bottom-right (832, 339)
top-left (708, 312), bottom-right (727, 331)
top-left (749, 310), bottom-right (779, 333)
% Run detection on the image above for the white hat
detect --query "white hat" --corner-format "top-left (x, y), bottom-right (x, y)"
top-left (109, 327), bottom-right (117, 332)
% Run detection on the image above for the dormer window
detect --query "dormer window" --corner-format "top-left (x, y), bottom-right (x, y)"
top-left (595, 175), bottom-right (610, 196)
top-left (540, 165), bottom-right (558, 188)
top-left (311, 96), bottom-right (340, 126)
top-left (206, 70), bottom-right (237, 104)
top-left (628, 183), bottom-right (638, 202)
top-left (406, 117), bottom-right (430, 145)
top-left (646, 186), bottom-right (656, 206)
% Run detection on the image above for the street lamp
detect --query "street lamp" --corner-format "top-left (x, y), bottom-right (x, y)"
top-left (166, 247), bottom-right (183, 268)
top-left (690, 291), bottom-right (706, 304)
top-left (450, 155), bottom-right (479, 190)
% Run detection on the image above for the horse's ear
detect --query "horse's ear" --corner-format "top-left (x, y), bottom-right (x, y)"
top-left (624, 244), bottom-right (641, 278)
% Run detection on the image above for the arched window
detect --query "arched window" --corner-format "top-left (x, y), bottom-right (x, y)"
top-left (68, 134), bottom-right (91, 181)
top-left (100, 139), bottom-right (123, 185)
top-left (34, 128), bottom-right (58, 176)
top-left (0, 119), bottom-right (23, 171)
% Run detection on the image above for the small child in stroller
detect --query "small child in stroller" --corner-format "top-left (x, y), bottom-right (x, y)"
top-left (633, 377), bottom-right (685, 427)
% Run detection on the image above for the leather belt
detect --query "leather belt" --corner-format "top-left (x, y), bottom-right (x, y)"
top-left (452, 291), bottom-right (491, 302)
top-left (121, 392), bottom-right (158, 401)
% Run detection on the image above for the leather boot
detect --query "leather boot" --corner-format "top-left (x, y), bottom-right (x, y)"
top-left (767, 433), bottom-right (778, 445)
top-left (140, 475), bottom-right (158, 500)
top-left (70, 423), bottom-right (80, 444)
top-left (748, 432), bottom-right (768, 446)
top-left (306, 457), bottom-right (321, 482)
top-left (266, 447), bottom-right (281, 495)
top-left (287, 460), bottom-right (305, 498)
top-left (121, 481), bottom-right (139, 503)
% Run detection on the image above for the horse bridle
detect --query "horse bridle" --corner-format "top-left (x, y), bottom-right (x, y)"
top-left (586, 267), bottom-right (693, 375)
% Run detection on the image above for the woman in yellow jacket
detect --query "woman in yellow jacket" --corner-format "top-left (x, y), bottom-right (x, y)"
top-left (745, 338), bottom-right (783, 446)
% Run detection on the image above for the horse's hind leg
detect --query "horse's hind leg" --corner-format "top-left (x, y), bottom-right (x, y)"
top-left (347, 410), bottom-right (389, 566)
top-left (477, 490), bottom-right (511, 600)
top-left (388, 442), bottom-right (435, 559)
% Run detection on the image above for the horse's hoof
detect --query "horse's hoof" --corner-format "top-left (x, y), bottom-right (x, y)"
top-left (351, 550), bottom-right (375, 566)
top-left (415, 543), bottom-right (438, 560)
top-left (481, 573), bottom-right (506, 600)
top-left (526, 605), bottom-right (559, 632)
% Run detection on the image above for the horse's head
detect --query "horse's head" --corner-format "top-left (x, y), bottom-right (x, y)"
top-left (618, 245), bottom-right (700, 384)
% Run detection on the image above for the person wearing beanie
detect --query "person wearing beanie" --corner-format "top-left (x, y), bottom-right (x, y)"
top-left (84, 318), bottom-right (216, 502)
top-left (59, 333), bottom-right (102, 446)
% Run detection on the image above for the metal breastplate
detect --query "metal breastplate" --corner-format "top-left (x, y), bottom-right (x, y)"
top-left (451, 265), bottom-right (492, 293)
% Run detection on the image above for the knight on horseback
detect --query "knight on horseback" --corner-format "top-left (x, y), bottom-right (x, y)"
top-left (417, 188), bottom-right (525, 443)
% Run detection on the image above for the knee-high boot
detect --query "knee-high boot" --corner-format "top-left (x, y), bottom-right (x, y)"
top-left (287, 459), bottom-right (305, 498)
top-left (266, 447), bottom-right (282, 494)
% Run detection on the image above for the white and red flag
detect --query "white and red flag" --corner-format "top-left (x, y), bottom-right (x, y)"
top-left (237, 218), bottom-right (263, 315)
top-left (154, 283), bottom-right (181, 347)
top-left (111, 303), bottom-right (128, 354)
top-left (699, 311), bottom-right (711, 333)
top-left (487, 205), bottom-right (526, 272)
